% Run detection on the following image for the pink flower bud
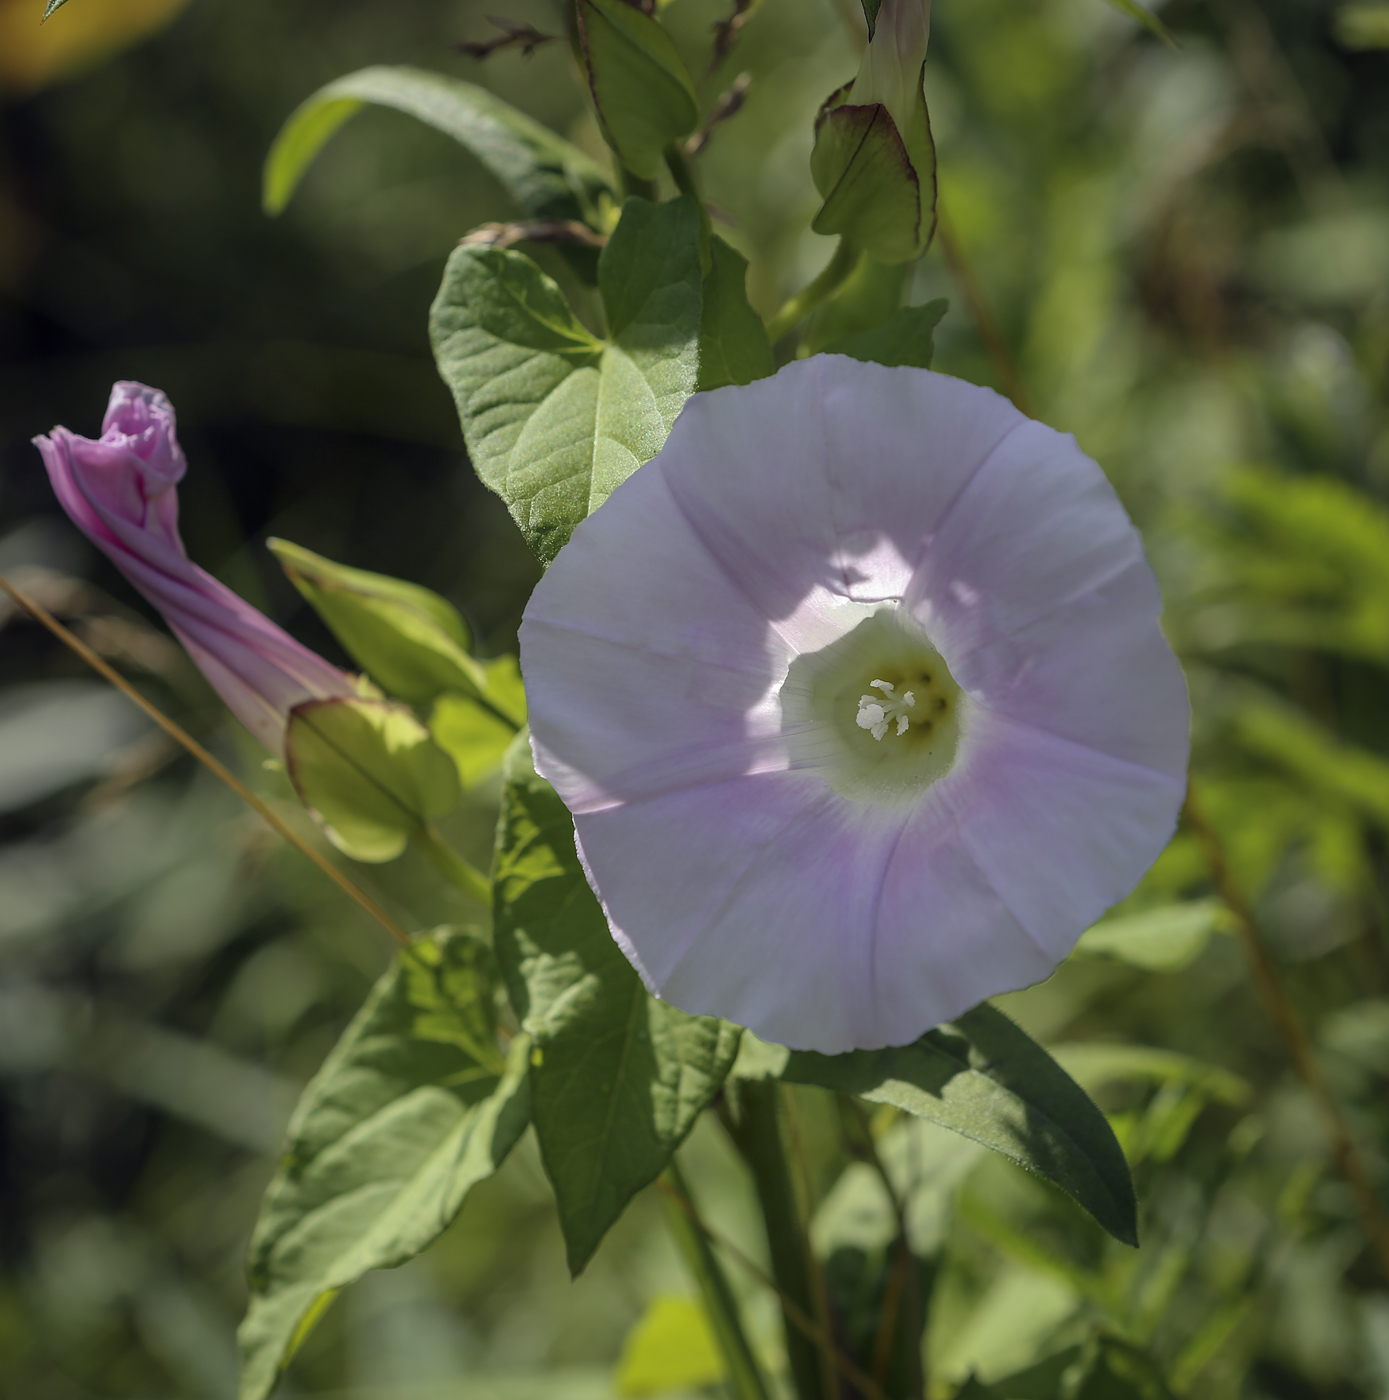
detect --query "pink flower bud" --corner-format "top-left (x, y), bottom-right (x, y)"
top-left (35, 382), bottom-right (355, 753)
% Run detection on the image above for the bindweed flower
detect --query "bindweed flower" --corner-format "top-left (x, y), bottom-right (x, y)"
top-left (811, 0), bottom-right (936, 263)
top-left (520, 358), bottom-right (1189, 1053)
top-left (35, 382), bottom-right (355, 754)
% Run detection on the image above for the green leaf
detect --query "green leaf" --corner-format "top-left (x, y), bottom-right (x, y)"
top-left (1104, 0), bottom-right (1177, 46)
top-left (1336, 4), bottom-right (1389, 49)
top-left (574, 0), bottom-right (700, 179)
top-left (697, 236), bottom-right (773, 391)
top-left (286, 697), bottom-right (461, 862)
top-left (493, 737), bottom-right (741, 1274)
top-left (748, 1004), bottom-right (1138, 1245)
top-left (262, 64), bottom-right (614, 227)
top-left (430, 658), bottom-right (527, 789)
top-left (824, 298), bottom-right (947, 369)
top-left (1071, 898), bottom-right (1227, 971)
top-left (42, 0), bottom-right (72, 16)
top-left (237, 932), bottom-right (531, 1400)
top-left (616, 1295), bottom-right (726, 1397)
top-left (430, 195), bottom-right (703, 565)
top-left (268, 538), bottom-right (487, 706)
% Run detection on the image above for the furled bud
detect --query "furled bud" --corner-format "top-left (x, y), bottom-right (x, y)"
top-left (811, 0), bottom-right (937, 264)
top-left (35, 382), bottom-right (355, 754)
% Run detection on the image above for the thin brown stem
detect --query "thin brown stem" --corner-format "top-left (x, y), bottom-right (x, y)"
top-left (656, 1176), bottom-right (891, 1400)
top-left (0, 569), bottom-right (412, 948)
top-left (933, 201), bottom-right (1035, 419)
top-left (1185, 783), bottom-right (1389, 1282)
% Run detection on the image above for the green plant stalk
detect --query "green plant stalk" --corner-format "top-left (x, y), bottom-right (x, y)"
top-left (766, 238), bottom-right (861, 343)
top-left (660, 1160), bottom-right (774, 1400)
top-left (720, 1080), bottom-right (835, 1400)
top-left (412, 825), bottom-right (493, 907)
top-left (664, 142), bottom-right (712, 272)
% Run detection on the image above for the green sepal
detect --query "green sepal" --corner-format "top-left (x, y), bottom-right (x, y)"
top-left (574, 0), bottom-right (700, 179)
top-left (236, 930), bottom-right (531, 1400)
top-left (430, 657), bottom-right (527, 789)
top-left (738, 1002), bottom-right (1139, 1246)
top-left (823, 298), bottom-right (947, 369)
top-left (811, 69), bottom-right (937, 264)
top-left (493, 736), bottom-right (741, 1275)
top-left (268, 539), bottom-right (487, 706)
top-left (430, 195), bottom-right (702, 565)
top-left (697, 236), bottom-right (774, 391)
top-left (286, 696), bottom-right (461, 862)
top-left (860, 0), bottom-right (883, 37)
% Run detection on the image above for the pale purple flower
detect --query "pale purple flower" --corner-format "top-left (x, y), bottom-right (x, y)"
top-left (35, 382), bottom-right (354, 754)
top-left (520, 358), bottom-right (1189, 1054)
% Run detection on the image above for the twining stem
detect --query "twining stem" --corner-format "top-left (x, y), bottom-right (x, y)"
top-left (1184, 783), bottom-right (1389, 1282)
top-left (657, 1173), bottom-right (892, 1400)
top-left (766, 239), bottom-right (862, 344)
top-left (718, 1080), bottom-right (835, 1400)
top-left (659, 1160), bottom-right (773, 1400)
top-left (413, 825), bottom-right (493, 908)
top-left (933, 201), bottom-right (1035, 419)
top-left (0, 569), bottom-right (412, 947)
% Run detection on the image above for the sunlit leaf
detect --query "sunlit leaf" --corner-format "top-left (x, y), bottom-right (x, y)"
top-left (741, 1005), bottom-right (1139, 1245)
top-left (237, 932), bottom-right (530, 1400)
top-left (431, 195), bottom-right (702, 565)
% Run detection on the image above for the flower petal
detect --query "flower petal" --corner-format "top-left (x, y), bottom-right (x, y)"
top-left (573, 772), bottom-right (1058, 1053)
top-left (906, 418), bottom-right (1143, 663)
top-left (945, 707), bottom-right (1186, 960)
top-left (953, 559), bottom-right (1190, 775)
top-left (659, 357), bottom-right (1022, 621)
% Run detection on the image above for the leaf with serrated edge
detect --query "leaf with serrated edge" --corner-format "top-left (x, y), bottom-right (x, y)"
top-left (493, 736), bottom-right (741, 1274)
top-left (237, 933), bottom-right (530, 1400)
top-left (263, 65), bottom-right (613, 223)
top-left (430, 196), bottom-right (702, 565)
top-left (741, 1003), bottom-right (1138, 1246)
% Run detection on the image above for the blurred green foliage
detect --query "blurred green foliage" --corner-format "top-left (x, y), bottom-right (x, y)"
top-left (4, 0), bottom-right (1389, 1397)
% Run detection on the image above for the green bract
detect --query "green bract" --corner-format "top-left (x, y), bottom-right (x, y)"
top-left (811, 73), bottom-right (938, 264)
top-left (286, 696), bottom-right (460, 862)
top-left (573, 0), bottom-right (700, 180)
top-left (269, 538), bottom-right (487, 706)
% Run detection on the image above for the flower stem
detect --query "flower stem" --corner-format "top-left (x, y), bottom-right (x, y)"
top-left (1184, 783), bottom-right (1389, 1283)
top-left (719, 1080), bottom-right (836, 1400)
top-left (659, 1160), bottom-right (773, 1400)
top-left (766, 239), bottom-right (861, 344)
top-left (0, 568), bottom-right (412, 947)
top-left (413, 825), bottom-right (493, 907)
top-left (933, 200), bottom-right (1035, 419)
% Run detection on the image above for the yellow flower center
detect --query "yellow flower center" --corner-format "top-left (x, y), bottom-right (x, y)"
top-left (779, 602), bottom-right (965, 806)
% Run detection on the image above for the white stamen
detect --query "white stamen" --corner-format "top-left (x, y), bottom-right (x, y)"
top-left (856, 680), bottom-right (918, 742)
